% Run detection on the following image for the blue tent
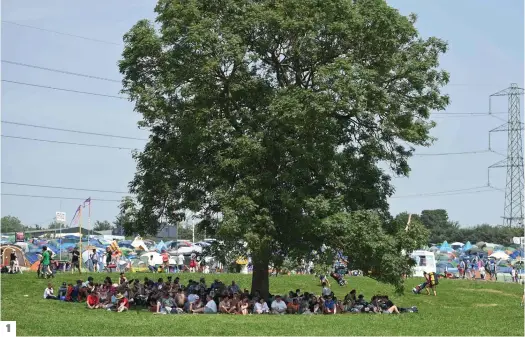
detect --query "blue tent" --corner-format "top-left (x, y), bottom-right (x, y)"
top-left (440, 241), bottom-right (453, 252)
top-left (463, 241), bottom-right (473, 252)
top-left (156, 240), bottom-right (168, 252)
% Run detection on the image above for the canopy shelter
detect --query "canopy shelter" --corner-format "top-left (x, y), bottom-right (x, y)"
top-left (1, 244), bottom-right (31, 268)
top-left (131, 236), bottom-right (148, 251)
top-left (489, 251), bottom-right (510, 260)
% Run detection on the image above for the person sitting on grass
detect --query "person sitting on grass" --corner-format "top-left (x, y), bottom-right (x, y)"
top-left (287, 298), bottom-right (300, 314)
top-left (43, 283), bottom-right (57, 300)
top-left (323, 295), bottom-right (336, 314)
top-left (271, 295), bottom-right (287, 314)
top-left (237, 296), bottom-right (250, 315)
top-left (378, 296), bottom-right (400, 314)
top-left (254, 297), bottom-right (270, 314)
top-left (219, 295), bottom-right (234, 314)
top-left (116, 293), bottom-right (129, 312)
top-left (155, 291), bottom-right (175, 314)
top-left (58, 282), bottom-right (67, 299)
top-left (192, 294), bottom-right (217, 314)
top-left (87, 290), bottom-right (101, 309)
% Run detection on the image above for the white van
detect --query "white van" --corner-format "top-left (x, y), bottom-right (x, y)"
top-left (409, 250), bottom-right (436, 277)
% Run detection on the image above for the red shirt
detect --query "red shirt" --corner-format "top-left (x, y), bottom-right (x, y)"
top-left (118, 297), bottom-right (130, 308)
top-left (87, 295), bottom-right (99, 306)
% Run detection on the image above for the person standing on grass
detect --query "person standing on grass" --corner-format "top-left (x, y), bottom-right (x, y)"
top-left (511, 266), bottom-right (518, 283)
top-left (148, 255), bottom-right (157, 273)
top-left (105, 247), bottom-right (112, 272)
top-left (90, 249), bottom-right (99, 272)
top-left (71, 248), bottom-right (81, 274)
top-left (177, 253), bottom-right (184, 273)
top-left (41, 246), bottom-right (52, 278)
top-left (161, 250), bottom-right (170, 274)
top-left (423, 271), bottom-right (438, 296)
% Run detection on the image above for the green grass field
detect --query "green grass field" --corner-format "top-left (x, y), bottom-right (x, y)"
top-left (1, 272), bottom-right (523, 336)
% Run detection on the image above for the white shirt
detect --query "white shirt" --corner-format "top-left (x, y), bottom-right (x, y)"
top-left (148, 258), bottom-right (156, 267)
top-left (177, 255), bottom-right (184, 265)
top-left (271, 300), bottom-right (287, 313)
top-left (322, 287), bottom-right (331, 296)
top-left (254, 302), bottom-right (269, 313)
top-left (205, 300), bottom-right (217, 312)
top-left (43, 287), bottom-right (54, 299)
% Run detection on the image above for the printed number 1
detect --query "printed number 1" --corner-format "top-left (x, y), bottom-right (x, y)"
top-left (6, 324), bottom-right (10, 332)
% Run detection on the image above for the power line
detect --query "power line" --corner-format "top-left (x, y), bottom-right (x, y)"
top-left (2, 60), bottom-right (121, 83)
top-left (2, 127), bottom-right (494, 157)
top-left (2, 80), bottom-right (127, 100)
top-left (432, 112), bottom-right (506, 115)
top-left (1, 193), bottom-right (123, 202)
top-left (390, 185), bottom-right (500, 199)
top-left (2, 135), bottom-right (136, 150)
top-left (1, 20), bottom-right (122, 46)
top-left (3, 132), bottom-right (494, 157)
top-left (1, 182), bottom-right (128, 194)
top-left (2, 121), bottom-right (148, 141)
top-left (2, 185), bottom-right (500, 202)
top-left (413, 150), bottom-right (493, 157)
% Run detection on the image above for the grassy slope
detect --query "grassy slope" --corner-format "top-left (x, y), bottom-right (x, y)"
top-left (1, 272), bottom-right (523, 336)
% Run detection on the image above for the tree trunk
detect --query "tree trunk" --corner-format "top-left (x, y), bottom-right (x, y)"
top-left (250, 255), bottom-right (270, 299)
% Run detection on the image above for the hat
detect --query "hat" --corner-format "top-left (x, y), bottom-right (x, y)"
top-left (358, 294), bottom-right (364, 298)
top-left (116, 293), bottom-right (124, 300)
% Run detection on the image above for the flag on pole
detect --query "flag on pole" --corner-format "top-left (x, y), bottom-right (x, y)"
top-left (83, 197), bottom-right (91, 214)
top-left (70, 205), bottom-right (81, 227)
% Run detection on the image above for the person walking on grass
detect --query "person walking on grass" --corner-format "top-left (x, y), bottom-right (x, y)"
top-left (423, 271), bottom-right (438, 296)
top-left (41, 246), bottom-right (52, 278)
top-left (71, 248), bottom-right (81, 274)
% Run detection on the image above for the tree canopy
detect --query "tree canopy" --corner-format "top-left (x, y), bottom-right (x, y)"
top-left (119, 0), bottom-right (449, 295)
top-left (93, 220), bottom-right (113, 232)
top-left (1, 216), bottom-right (24, 233)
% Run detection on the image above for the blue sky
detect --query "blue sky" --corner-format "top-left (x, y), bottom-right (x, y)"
top-left (1, 0), bottom-right (523, 230)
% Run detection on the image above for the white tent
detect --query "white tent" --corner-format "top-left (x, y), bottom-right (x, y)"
top-left (489, 251), bottom-right (510, 260)
top-left (451, 242), bottom-right (464, 247)
top-left (140, 252), bottom-right (176, 266)
top-left (131, 236), bottom-right (148, 251)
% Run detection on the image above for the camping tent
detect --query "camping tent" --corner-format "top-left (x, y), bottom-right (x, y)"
top-left (1, 244), bottom-right (31, 268)
top-left (489, 251), bottom-right (510, 260)
top-left (131, 236), bottom-right (148, 251)
top-left (156, 240), bottom-right (168, 252)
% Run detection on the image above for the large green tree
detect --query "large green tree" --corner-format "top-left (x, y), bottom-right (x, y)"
top-left (93, 220), bottom-right (113, 232)
top-left (1, 215), bottom-right (24, 233)
top-left (119, 0), bottom-right (448, 296)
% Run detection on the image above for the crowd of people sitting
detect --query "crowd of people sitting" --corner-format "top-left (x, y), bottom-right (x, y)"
top-left (42, 274), bottom-right (418, 315)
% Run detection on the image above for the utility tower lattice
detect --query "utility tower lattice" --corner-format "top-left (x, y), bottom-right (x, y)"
top-left (488, 83), bottom-right (525, 227)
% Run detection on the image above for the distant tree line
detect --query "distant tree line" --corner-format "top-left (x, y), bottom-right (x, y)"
top-left (1, 209), bottom-right (521, 246)
top-left (412, 209), bottom-right (522, 245)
